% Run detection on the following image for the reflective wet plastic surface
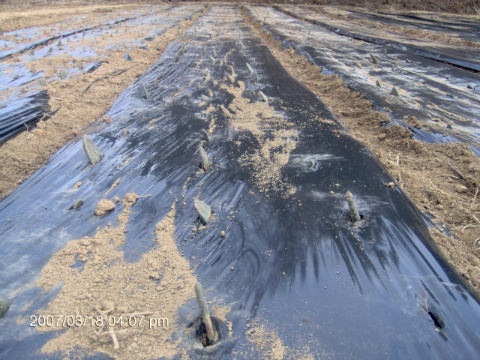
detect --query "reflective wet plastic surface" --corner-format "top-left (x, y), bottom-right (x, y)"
top-left (247, 6), bottom-right (480, 154)
top-left (1, 4), bottom-right (480, 359)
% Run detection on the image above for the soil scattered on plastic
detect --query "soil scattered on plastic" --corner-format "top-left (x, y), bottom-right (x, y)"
top-left (0, 4), bottom-right (207, 200)
top-left (304, 5), bottom-right (480, 48)
top-left (34, 195), bottom-right (198, 359)
top-left (94, 198), bottom-right (115, 216)
top-left (246, 321), bottom-right (286, 360)
top-left (242, 6), bottom-right (480, 297)
top-left (211, 304), bottom-right (232, 337)
top-left (245, 318), bottom-right (315, 359)
top-left (122, 192), bottom-right (139, 206)
top-left (219, 81), bottom-right (297, 195)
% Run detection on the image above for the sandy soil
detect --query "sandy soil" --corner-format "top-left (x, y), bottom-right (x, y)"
top-left (219, 81), bottom-right (298, 195)
top-left (36, 194), bottom-right (199, 359)
top-left (241, 6), bottom-right (480, 298)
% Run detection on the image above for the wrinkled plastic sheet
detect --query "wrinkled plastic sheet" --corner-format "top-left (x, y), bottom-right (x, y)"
top-left (347, 10), bottom-right (480, 45)
top-left (0, 4), bottom-right (202, 62)
top-left (1, 5), bottom-right (480, 359)
top-left (0, 4), bottom-right (206, 143)
top-left (0, 90), bottom-right (50, 144)
top-left (246, 5), bottom-right (480, 153)
top-left (276, 5), bottom-right (480, 72)
top-left (0, 4), bottom-right (180, 61)
top-left (0, 17), bottom-right (135, 61)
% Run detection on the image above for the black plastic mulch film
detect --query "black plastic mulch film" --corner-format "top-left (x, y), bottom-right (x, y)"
top-left (247, 5), bottom-right (480, 155)
top-left (1, 4), bottom-right (480, 360)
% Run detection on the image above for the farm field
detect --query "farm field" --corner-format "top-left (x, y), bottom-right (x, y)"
top-left (1, 2), bottom-right (480, 359)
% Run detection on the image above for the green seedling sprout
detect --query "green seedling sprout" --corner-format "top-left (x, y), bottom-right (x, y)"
top-left (201, 129), bottom-right (210, 143)
top-left (0, 300), bottom-right (9, 319)
top-left (194, 283), bottom-right (216, 345)
top-left (143, 84), bottom-right (150, 99)
top-left (259, 90), bottom-right (268, 103)
top-left (346, 191), bottom-right (361, 223)
top-left (82, 135), bottom-right (104, 165)
top-left (194, 199), bottom-right (211, 224)
top-left (199, 147), bottom-right (210, 171)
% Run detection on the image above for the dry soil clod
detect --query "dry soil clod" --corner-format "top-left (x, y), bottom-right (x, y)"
top-left (194, 283), bottom-right (216, 345)
top-left (122, 193), bottom-right (139, 206)
top-left (194, 199), bottom-right (211, 225)
top-left (346, 191), bottom-right (361, 223)
top-left (82, 135), bottom-right (103, 166)
top-left (94, 199), bottom-right (115, 216)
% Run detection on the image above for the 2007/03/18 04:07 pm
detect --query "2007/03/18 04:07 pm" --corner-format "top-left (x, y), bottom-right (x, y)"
top-left (29, 315), bottom-right (169, 329)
